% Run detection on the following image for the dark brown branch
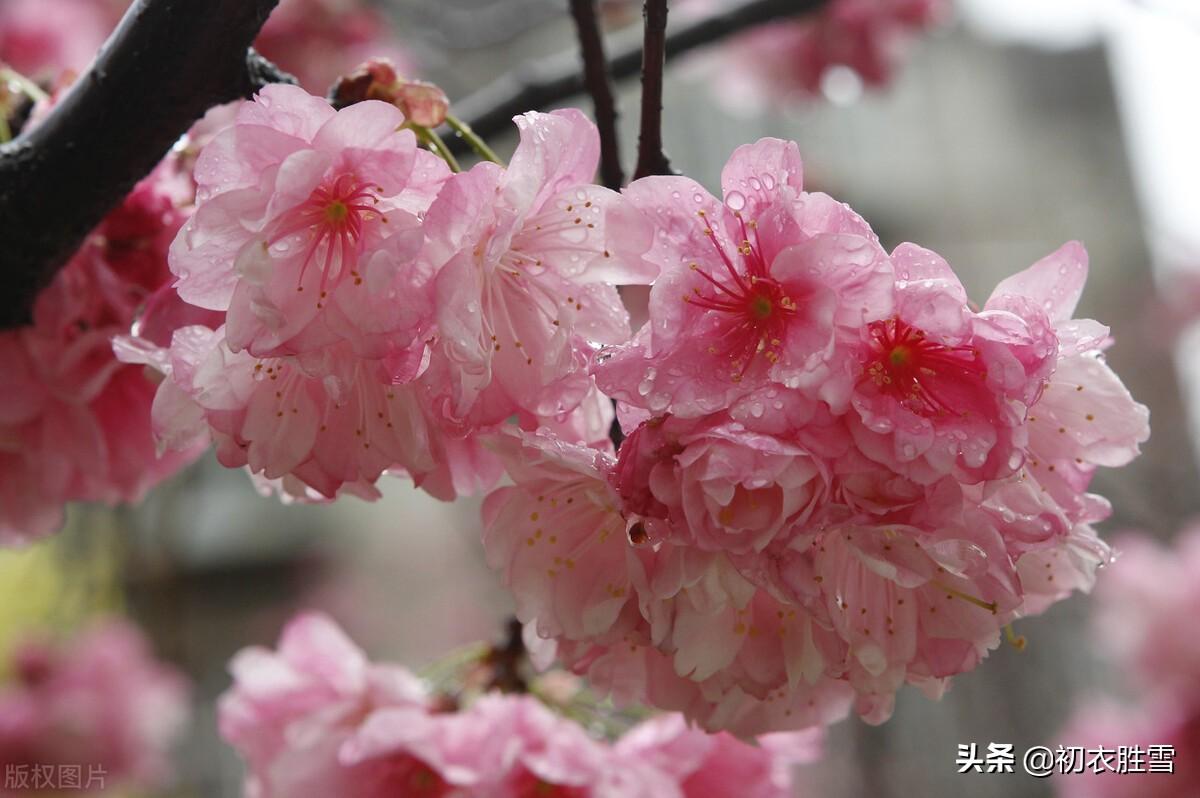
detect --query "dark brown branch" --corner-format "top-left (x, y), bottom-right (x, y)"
top-left (484, 617), bottom-right (529, 693)
top-left (633, 0), bottom-right (671, 179)
top-left (448, 0), bottom-right (833, 150)
top-left (569, 0), bottom-right (624, 190)
top-left (0, 0), bottom-right (291, 329)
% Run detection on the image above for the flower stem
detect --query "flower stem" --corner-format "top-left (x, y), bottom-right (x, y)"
top-left (0, 68), bottom-right (49, 104)
top-left (411, 123), bottom-right (462, 173)
top-left (445, 113), bottom-right (503, 165)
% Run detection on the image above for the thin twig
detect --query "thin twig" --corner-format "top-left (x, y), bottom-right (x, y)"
top-left (569, 0), bottom-right (624, 189)
top-left (0, 0), bottom-right (291, 329)
top-left (447, 0), bottom-right (833, 151)
top-left (445, 114), bottom-right (504, 165)
top-left (634, 0), bottom-right (671, 179)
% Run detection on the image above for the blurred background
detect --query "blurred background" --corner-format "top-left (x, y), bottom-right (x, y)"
top-left (2, 0), bottom-right (1198, 796)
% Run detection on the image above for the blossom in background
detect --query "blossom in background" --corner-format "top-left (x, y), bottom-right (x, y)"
top-left (707, 0), bottom-right (948, 111)
top-left (254, 0), bottom-right (416, 93)
top-left (1053, 527), bottom-right (1200, 798)
top-left (1091, 526), bottom-right (1200, 703)
top-left (220, 611), bottom-right (821, 798)
top-left (0, 0), bottom-right (115, 77)
top-left (0, 0), bottom-right (413, 93)
top-left (0, 162), bottom-right (205, 545)
top-left (0, 619), bottom-right (189, 794)
top-left (483, 138), bottom-right (1148, 735)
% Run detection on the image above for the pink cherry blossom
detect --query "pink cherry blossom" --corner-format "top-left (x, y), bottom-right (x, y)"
top-left (411, 692), bottom-right (674, 798)
top-left (423, 109), bottom-right (655, 427)
top-left (986, 242), bottom-right (1149, 514)
top-left (486, 227), bottom-right (1144, 734)
top-left (126, 324), bottom-right (446, 501)
top-left (220, 611), bottom-right (456, 798)
top-left (222, 611), bottom-right (828, 798)
top-left (0, 165), bottom-right (205, 545)
top-left (170, 84), bottom-right (447, 361)
top-left (593, 138), bottom-right (893, 418)
top-left (612, 412), bottom-right (832, 555)
top-left (615, 713), bottom-right (822, 798)
top-left (848, 242), bottom-right (1057, 484)
top-left (482, 429), bottom-right (857, 734)
top-left (0, 619), bottom-right (189, 792)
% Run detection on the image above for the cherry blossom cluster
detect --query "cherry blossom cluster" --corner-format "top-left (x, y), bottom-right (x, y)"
top-left (1055, 526), bottom-right (1200, 798)
top-left (130, 85), bottom-right (648, 503)
top-left (220, 611), bottom-right (820, 797)
top-left (0, 158), bottom-right (206, 544)
top-left (0, 619), bottom-right (189, 792)
top-left (483, 138), bottom-right (1149, 735)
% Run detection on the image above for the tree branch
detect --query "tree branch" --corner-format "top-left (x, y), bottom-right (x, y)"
top-left (633, 0), bottom-right (671, 179)
top-left (448, 0), bottom-right (833, 150)
top-left (568, 0), bottom-right (624, 190)
top-left (0, 0), bottom-right (291, 329)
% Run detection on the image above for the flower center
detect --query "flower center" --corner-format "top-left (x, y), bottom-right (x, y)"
top-left (862, 317), bottom-right (988, 417)
top-left (683, 209), bottom-right (796, 380)
top-left (323, 199), bottom-right (350, 224)
top-left (749, 293), bottom-right (774, 320)
top-left (267, 174), bottom-right (387, 304)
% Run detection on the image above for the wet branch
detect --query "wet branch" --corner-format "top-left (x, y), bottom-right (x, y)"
top-left (633, 0), bottom-right (671, 179)
top-left (0, 0), bottom-right (291, 329)
top-left (568, 0), bottom-right (624, 190)
top-left (448, 0), bottom-right (833, 149)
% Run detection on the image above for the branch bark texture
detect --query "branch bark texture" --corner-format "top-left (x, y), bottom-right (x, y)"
top-left (633, 0), bottom-right (671, 179)
top-left (568, 0), bottom-right (624, 190)
top-left (0, 0), bottom-right (290, 329)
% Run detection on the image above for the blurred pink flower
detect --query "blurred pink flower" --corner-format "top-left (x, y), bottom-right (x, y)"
top-left (0, 619), bottom-right (189, 794)
top-left (221, 611), bottom-right (824, 797)
top-left (255, 0), bottom-right (416, 93)
top-left (615, 713), bottom-right (822, 798)
top-left (1093, 527), bottom-right (1200, 706)
top-left (710, 0), bottom-right (948, 111)
top-left (0, 163), bottom-right (205, 544)
top-left (1055, 701), bottom-right (1199, 798)
top-left (0, 0), bottom-right (114, 77)
top-left (220, 612), bottom-right (452, 798)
